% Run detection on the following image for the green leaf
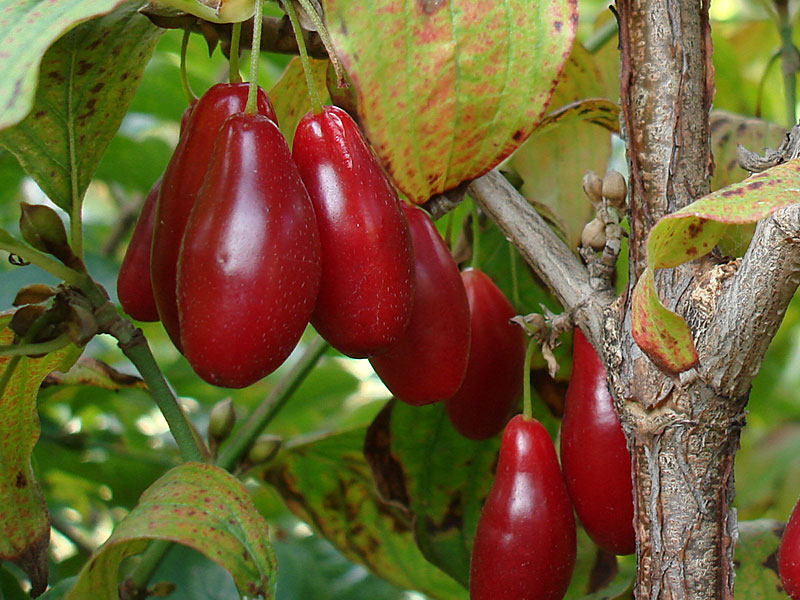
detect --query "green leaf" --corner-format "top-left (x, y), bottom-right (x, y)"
top-left (0, 312), bottom-right (82, 595)
top-left (64, 462), bottom-right (276, 599)
top-left (507, 43), bottom-right (615, 249)
top-left (632, 158), bottom-right (800, 373)
top-left (323, 0), bottom-right (578, 202)
top-left (0, 0), bottom-right (135, 131)
top-left (41, 356), bottom-right (147, 391)
top-left (733, 519), bottom-right (786, 599)
top-left (270, 56), bottom-right (331, 149)
top-left (364, 401), bottom-right (498, 587)
top-left (0, 3), bottom-right (162, 212)
top-left (260, 426), bottom-right (468, 600)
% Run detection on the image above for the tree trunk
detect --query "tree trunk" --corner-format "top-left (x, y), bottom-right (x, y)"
top-left (471, 0), bottom-right (800, 595)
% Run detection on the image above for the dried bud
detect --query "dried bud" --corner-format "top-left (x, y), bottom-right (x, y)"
top-left (581, 217), bottom-right (606, 251)
top-left (582, 171), bottom-right (603, 206)
top-left (13, 284), bottom-right (58, 306)
top-left (602, 170), bottom-right (628, 208)
top-left (246, 434), bottom-right (282, 466)
top-left (10, 305), bottom-right (47, 339)
top-left (208, 398), bottom-right (236, 444)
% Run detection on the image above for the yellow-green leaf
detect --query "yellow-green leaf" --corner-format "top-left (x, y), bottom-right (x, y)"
top-left (64, 462), bottom-right (276, 599)
top-left (0, 4), bottom-right (162, 212)
top-left (323, 0), bottom-right (578, 203)
top-left (633, 158), bottom-right (800, 373)
top-left (269, 56), bottom-right (331, 149)
top-left (0, 312), bottom-right (82, 595)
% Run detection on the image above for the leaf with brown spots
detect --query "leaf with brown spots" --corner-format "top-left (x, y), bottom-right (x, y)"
top-left (260, 426), bottom-right (468, 599)
top-left (632, 158), bottom-right (800, 373)
top-left (0, 0), bottom-right (134, 131)
top-left (322, 0), bottom-right (578, 203)
top-left (505, 43), bottom-right (615, 249)
top-left (63, 462), bottom-right (276, 600)
top-left (365, 400), bottom-right (498, 587)
top-left (0, 311), bottom-right (82, 596)
top-left (0, 3), bottom-right (162, 212)
top-left (709, 111), bottom-right (786, 257)
top-left (733, 519), bottom-right (788, 599)
top-left (41, 356), bottom-right (146, 390)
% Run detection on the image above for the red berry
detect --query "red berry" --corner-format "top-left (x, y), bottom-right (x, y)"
top-left (369, 204), bottom-right (470, 405)
top-left (780, 496), bottom-right (800, 599)
top-left (117, 177), bottom-right (161, 322)
top-left (444, 269), bottom-right (525, 439)
top-left (151, 83), bottom-right (276, 350)
top-left (292, 106), bottom-right (414, 358)
top-left (470, 415), bottom-right (576, 600)
top-left (176, 113), bottom-right (320, 388)
top-left (560, 329), bottom-right (635, 555)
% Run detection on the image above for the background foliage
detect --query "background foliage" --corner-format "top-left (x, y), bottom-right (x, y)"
top-left (1, 0), bottom-right (800, 598)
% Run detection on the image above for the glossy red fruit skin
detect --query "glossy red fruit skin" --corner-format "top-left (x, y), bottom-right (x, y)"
top-left (152, 83), bottom-right (276, 350)
top-left (292, 105), bottom-right (414, 358)
top-left (560, 329), bottom-right (635, 555)
top-left (369, 204), bottom-right (470, 405)
top-left (117, 104), bottom-right (196, 323)
top-left (176, 113), bottom-right (320, 389)
top-left (470, 415), bottom-right (577, 600)
top-left (780, 496), bottom-right (800, 599)
top-left (444, 269), bottom-right (525, 439)
top-left (117, 177), bottom-right (161, 322)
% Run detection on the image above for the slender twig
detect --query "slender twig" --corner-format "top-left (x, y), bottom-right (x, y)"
top-left (228, 22), bottom-right (243, 83)
top-left (245, 0), bottom-right (264, 113)
top-left (0, 234), bottom-right (88, 288)
top-left (216, 335), bottom-right (328, 470)
top-left (282, 0), bottom-right (323, 114)
top-left (776, 0), bottom-right (798, 126)
top-left (294, 0), bottom-right (346, 86)
top-left (180, 27), bottom-right (198, 102)
top-left (0, 333), bottom-right (71, 357)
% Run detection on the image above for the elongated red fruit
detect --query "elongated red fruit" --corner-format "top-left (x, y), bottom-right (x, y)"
top-left (152, 83), bottom-right (276, 350)
top-left (470, 415), bottom-right (576, 600)
top-left (117, 177), bottom-right (161, 321)
top-left (560, 329), bottom-right (635, 555)
top-left (292, 105), bottom-right (414, 358)
top-left (444, 269), bottom-right (525, 439)
top-left (780, 496), bottom-right (800, 599)
top-left (369, 204), bottom-right (470, 405)
top-left (177, 113), bottom-right (320, 388)
top-left (117, 103), bottom-right (195, 322)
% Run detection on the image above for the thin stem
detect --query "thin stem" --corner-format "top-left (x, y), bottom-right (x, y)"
top-left (294, 0), bottom-right (346, 87)
top-left (245, 0), bottom-right (264, 114)
top-left (585, 16), bottom-right (618, 53)
top-left (67, 52), bottom-right (83, 260)
top-left (117, 333), bottom-right (205, 464)
top-left (0, 333), bottom-right (71, 357)
top-left (216, 335), bottom-right (328, 470)
top-left (509, 242), bottom-right (520, 309)
top-left (776, 0), bottom-right (798, 126)
top-left (0, 234), bottom-right (88, 288)
top-left (522, 338), bottom-right (536, 420)
top-left (444, 210), bottom-right (455, 250)
top-left (180, 28), bottom-right (197, 102)
top-left (470, 199), bottom-right (481, 271)
top-left (123, 540), bottom-right (174, 596)
top-left (283, 0), bottom-right (323, 114)
top-left (755, 50), bottom-right (781, 118)
top-left (228, 22), bottom-right (244, 84)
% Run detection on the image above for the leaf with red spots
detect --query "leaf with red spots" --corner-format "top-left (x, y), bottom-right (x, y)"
top-left (322, 0), bottom-right (578, 203)
top-left (632, 158), bottom-right (800, 373)
top-left (0, 3), bottom-right (162, 212)
top-left (259, 427), bottom-right (468, 599)
top-left (0, 312), bottom-right (82, 596)
top-left (505, 43), bottom-right (616, 248)
top-left (63, 462), bottom-right (276, 600)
